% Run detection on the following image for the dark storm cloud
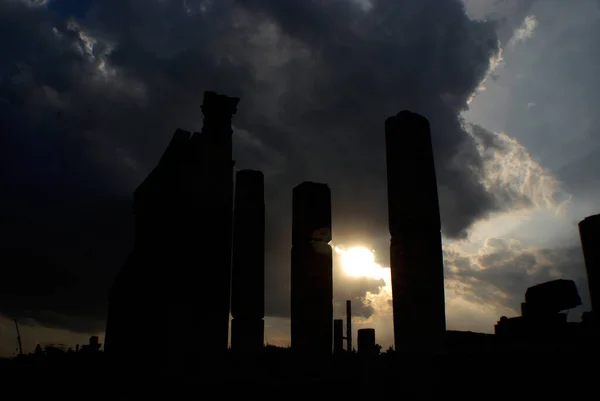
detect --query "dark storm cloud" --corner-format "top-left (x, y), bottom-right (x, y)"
top-left (1, 0), bottom-right (528, 332)
top-left (232, 0), bottom-right (503, 238)
top-left (445, 240), bottom-right (591, 317)
top-left (0, 201), bottom-right (133, 333)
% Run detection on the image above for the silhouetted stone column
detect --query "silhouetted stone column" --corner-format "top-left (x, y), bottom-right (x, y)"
top-left (181, 91), bottom-right (239, 366)
top-left (579, 214), bottom-right (600, 314)
top-left (231, 169), bottom-right (265, 353)
top-left (334, 319), bottom-right (344, 353)
top-left (291, 182), bottom-right (333, 358)
top-left (385, 111), bottom-right (446, 352)
top-left (357, 328), bottom-right (376, 356)
top-left (346, 300), bottom-right (352, 352)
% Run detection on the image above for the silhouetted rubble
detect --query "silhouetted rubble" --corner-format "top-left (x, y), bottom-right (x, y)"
top-left (494, 279), bottom-right (599, 347)
top-left (523, 279), bottom-right (581, 316)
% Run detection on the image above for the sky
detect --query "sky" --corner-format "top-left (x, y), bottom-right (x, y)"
top-left (0, 0), bottom-right (599, 356)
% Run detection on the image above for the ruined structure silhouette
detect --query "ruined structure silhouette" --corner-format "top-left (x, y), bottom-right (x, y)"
top-left (104, 91), bottom-right (239, 372)
top-left (231, 169), bottom-right (265, 353)
top-left (290, 182), bottom-right (333, 357)
top-left (3, 102), bottom-right (600, 400)
top-left (385, 111), bottom-right (446, 352)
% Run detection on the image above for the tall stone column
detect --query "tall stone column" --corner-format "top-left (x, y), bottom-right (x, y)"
top-left (290, 182), bottom-right (333, 357)
top-left (231, 169), bottom-right (265, 353)
top-left (385, 111), bottom-right (446, 352)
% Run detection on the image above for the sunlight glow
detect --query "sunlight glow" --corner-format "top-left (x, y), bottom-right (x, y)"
top-left (335, 246), bottom-right (389, 281)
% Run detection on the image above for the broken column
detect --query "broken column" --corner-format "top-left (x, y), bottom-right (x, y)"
top-left (231, 170), bottom-right (265, 353)
top-left (290, 182), bottom-right (333, 357)
top-left (105, 91), bottom-right (240, 372)
top-left (385, 111), bottom-right (446, 352)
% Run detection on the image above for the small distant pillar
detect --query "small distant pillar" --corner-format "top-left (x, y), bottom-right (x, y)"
top-left (346, 300), bottom-right (352, 352)
top-left (357, 328), bottom-right (376, 356)
top-left (334, 319), bottom-right (344, 353)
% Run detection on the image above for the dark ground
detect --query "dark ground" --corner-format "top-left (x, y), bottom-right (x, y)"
top-left (1, 341), bottom-right (598, 399)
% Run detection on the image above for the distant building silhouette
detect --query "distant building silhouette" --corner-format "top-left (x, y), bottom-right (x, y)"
top-left (385, 111), bottom-right (446, 352)
top-left (290, 182), bottom-right (333, 357)
top-left (231, 169), bottom-right (265, 353)
top-left (357, 329), bottom-right (376, 356)
top-left (579, 214), bottom-right (600, 315)
top-left (104, 91), bottom-right (239, 372)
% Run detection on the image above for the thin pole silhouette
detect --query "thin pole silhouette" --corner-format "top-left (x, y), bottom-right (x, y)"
top-left (13, 319), bottom-right (23, 356)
